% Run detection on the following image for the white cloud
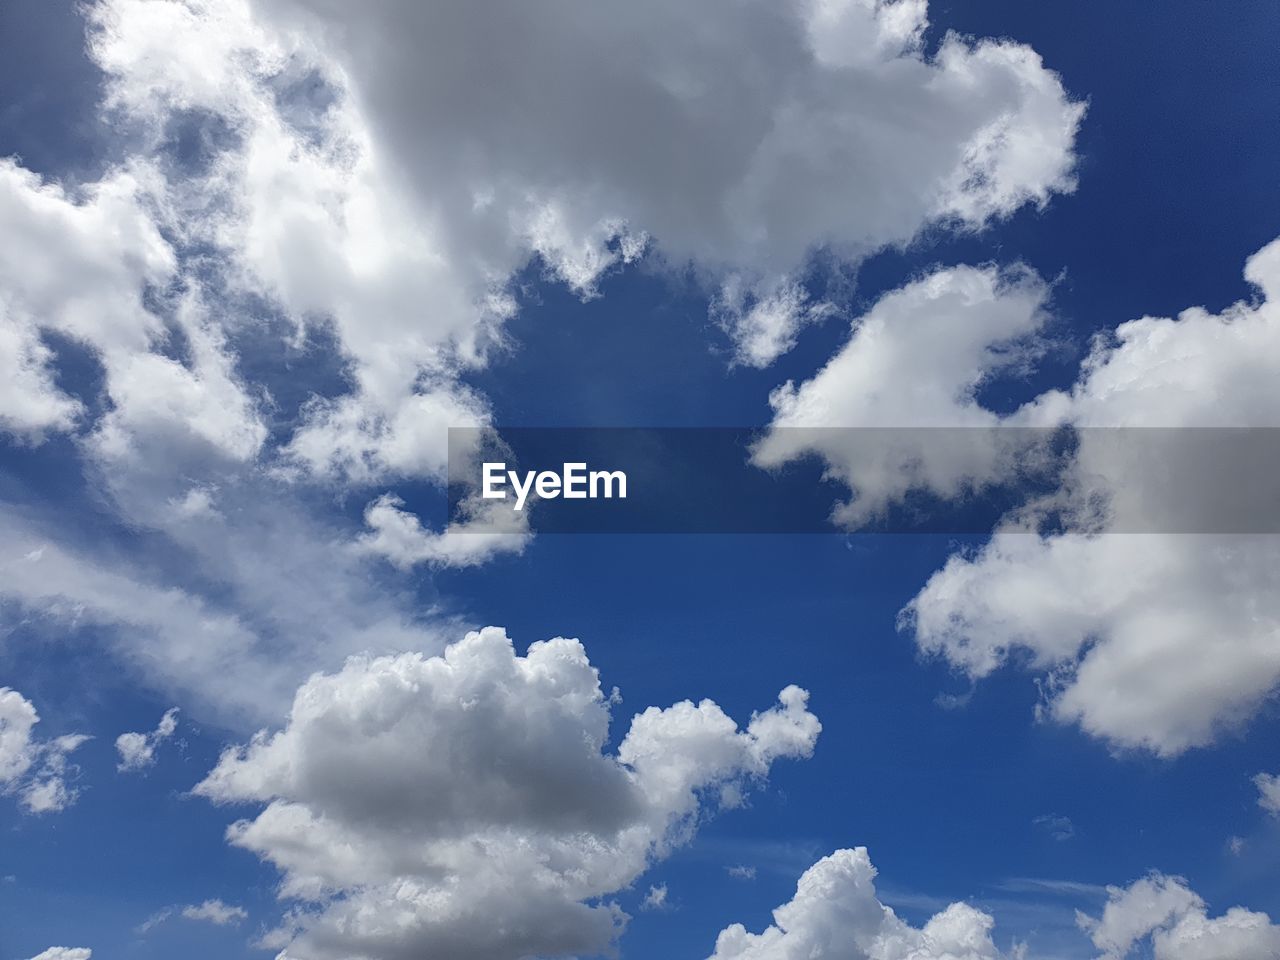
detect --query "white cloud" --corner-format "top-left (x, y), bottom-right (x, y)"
top-left (0, 688), bottom-right (89, 814)
top-left (642, 884), bottom-right (670, 912)
top-left (0, 159), bottom-right (265, 464)
top-left (0, 314), bottom-right (81, 438)
top-left (195, 626), bottom-right (819, 960)
top-left (902, 237), bottom-right (1280, 756)
top-left (906, 532), bottom-right (1280, 755)
top-left (0, 0), bottom-right (1078, 727)
top-left (356, 493), bottom-right (530, 570)
top-left (0, 502), bottom-right (461, 726)
top-left (170, 0), bottom-right (1079, 372)
top-left (728, 865), bottom-right (758, 881)
top-left (138, 899), bottom-right (248, 934)
top-left (181, 899), bottom-right (249, 926)
top-left (116, 707), bottom-right (180, 772)
top-left (1254, 772), bottom-right (1280, 816)
top-left (753, 264), bottom-right (1051, 525)
top-left (1079, 873), bottom-right (1280, 960)
top-left (0, 131), bottom-right (470, 722)
top-left (82, 0), bottom-right (507, 485)
top-left (711, 856), bottom-right (1280, 960)
top-left (707, 847), bottom-right (1004, 960)
top-left (26, 949), bottom-right (92, 960)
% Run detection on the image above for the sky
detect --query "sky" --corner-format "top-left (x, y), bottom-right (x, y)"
top-left (1, 2), bottom-right (1280, 960)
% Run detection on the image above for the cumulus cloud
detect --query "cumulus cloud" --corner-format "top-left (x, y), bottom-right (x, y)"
top-left (707, 847), bottom-right (1005, 960)
top-left (901, 237), bottom-right (1280, 755)
top-left (0, 505), bottom-right (456, 726)
top-left (0, 687), bottom-right (89, 814)
top-left (0, 0), bottom-right (506, 731)
top-left (753, 263), bottom-right (1051, 525)
top-left (0, 159), bottom-right (265, 463)
top-left (758, 234), bottom-right (1280, 755)
top-left (194, 626), bottom-right (820, 960)
top-left (1079, 873), bottom-right (1280, 960)
top-left (248, 0), bottom-right (1081, 368)
top-left (26, 949), bottom-right (92, 960)
top-left (710, 855), bottom-right (1280, 960)
top-left (115, 707), bottom-right (180, 772)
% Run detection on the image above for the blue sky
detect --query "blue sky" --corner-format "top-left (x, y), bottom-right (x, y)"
top-left (2, 2), bottom-right (1280, 960)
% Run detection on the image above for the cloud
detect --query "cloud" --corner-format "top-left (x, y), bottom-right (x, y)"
top-left (1033, 814), bottom-right (1075, 842)
top-left (0, 0), bottom-right (518, 730)
top-left (137, 899), bottom-right (248, 934)
top-left (0, 687), bottom-right (89, 814)
top-left (246, 0), bottom-right (1081, 367)
top-left (0, 505), bottom-right (453, 727)
top-left (26, 950), bottom-right (92, 960)
top-left (356, 493), bottom-right (530, 570)
top-left (707, 847), bottom-right (1005, 960)
top-left (116, 707), bottom-right (180, 772)
top-left (1079, 873), bottom-right (1280, 960)
top-left (641, 884), bottom-right (670, 912)
top-left (728, 865), bottom-right (758, 881)
top-left (181, 899), bottom-right (248, 925)
top-left (711, 855), bottom-right (1280, 960)
top-left (80, 0), bottom-right (506, 484)
top-left (0, 159), bottom-right (265, 463)
top-left (1254, 772), bottom-right (1280, 816)
top-left (901, 238), bottom-right (1280, 756)
top-left (194, 626), bottom-right (819, 960)
top-left (0, 0), bottom-right (1076, 725)
top-left (753, 263), bottom-right (1051, 524)
top-left (0, 88), bottom-right (466, 726)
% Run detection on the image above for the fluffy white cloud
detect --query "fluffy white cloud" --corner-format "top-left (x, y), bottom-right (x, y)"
top-left (0, 125), bottom-right (466, 721)
top-left (1079, 873), bottom-right (1280, 960)
top-left (753, 264), bottom-right (1050, 525)
top-left (54, 0), bottom-right (1082, 485)
top-left (83, 0), bottom-right (506, 484)
top-left (901, 238), bottom-right (1280, 755)
top-left (195, 626), bottom-right (820, 960)
top-left (707, 847), bottom-right (1004, 960)
top-left (247, 0), bottom-right (1080, 367)
top-left (759, 237), bottom-right (1280, 755)
top-left (0, 688), bottom-right (89, 814)
top-left (905, 532), bottom-right (1280, 755)
top-left (0, 314), bottom-right (81, 438)
top-left (116, 707), bottom-right (180, 772)
top-left (26, 949), bottom-right (92, 960)
top-left (710, 856), bottom-right (1280, 960)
